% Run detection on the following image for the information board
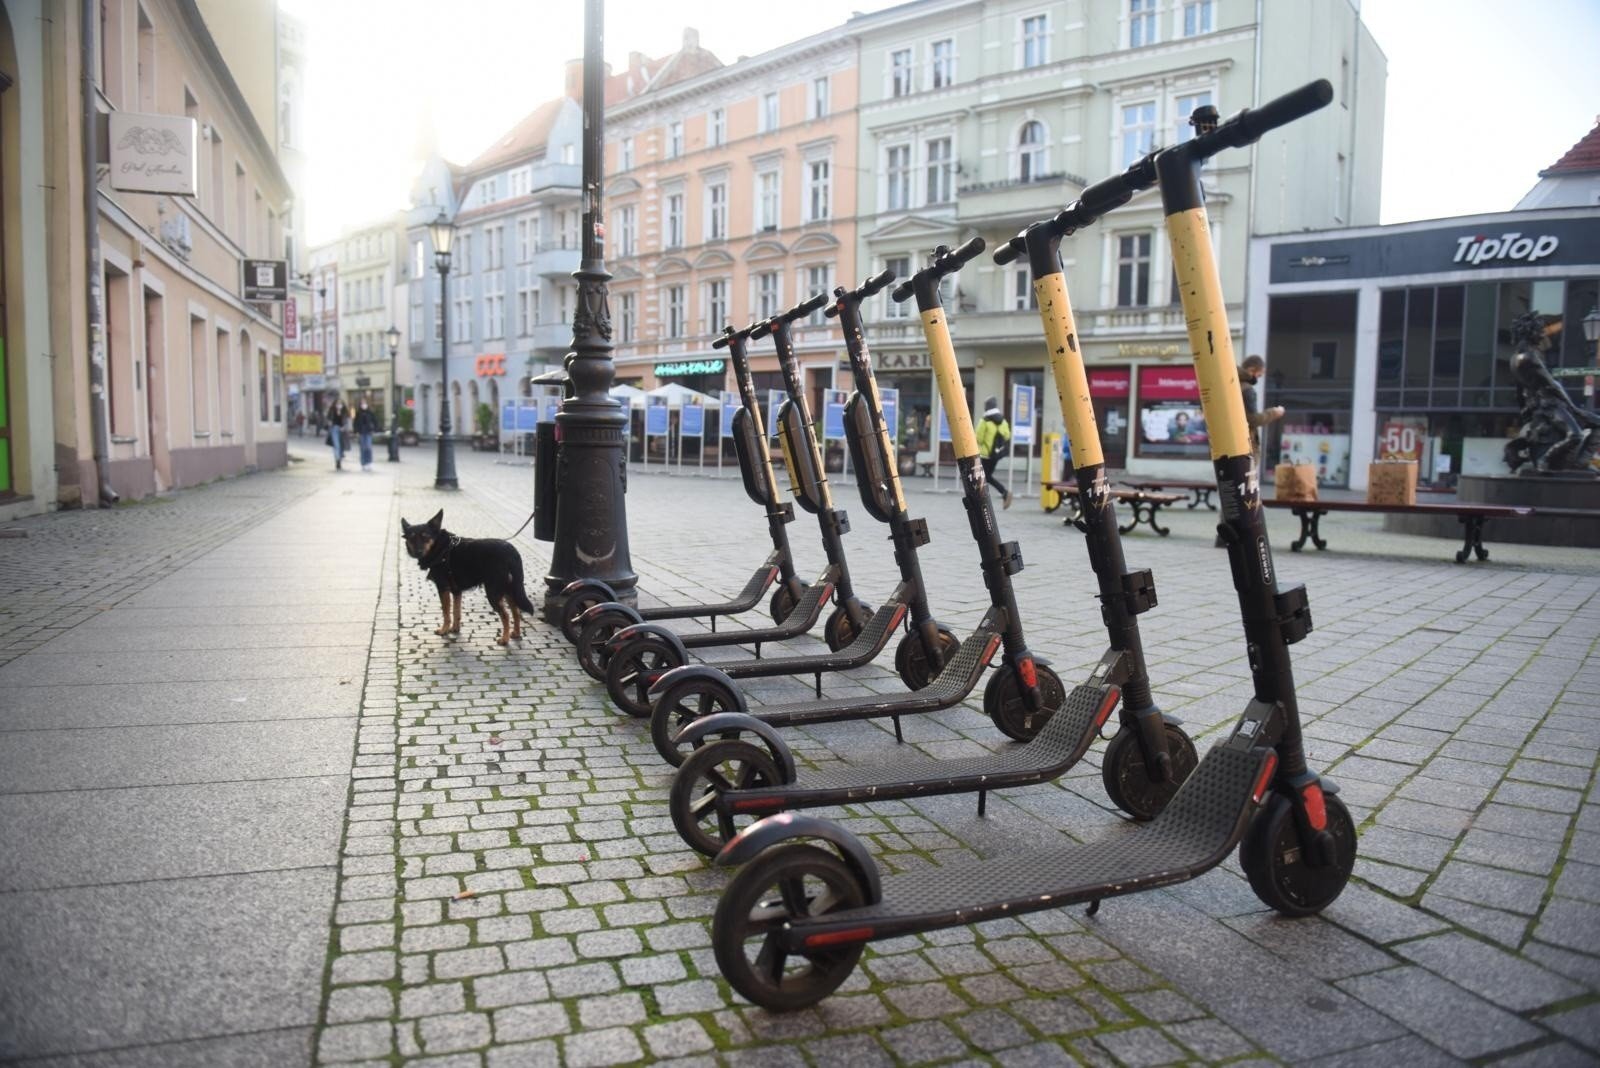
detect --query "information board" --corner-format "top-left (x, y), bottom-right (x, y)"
top-left (646, 398), bottom-right (669, 437)
top-left (681, 402), bottom-right (705, 437)
top-left (720, 391), bottom-right (740, 436)
top-left (822, 389), bottom-right (849, 441)
top-left (880, 388), bottom-right (899, 442)
top-left (1011, 384), bottom-right (1036, 445)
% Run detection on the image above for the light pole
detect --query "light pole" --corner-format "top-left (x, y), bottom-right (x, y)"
top-left (542, 0), bottom-right (636, 617)
top-left (385, 324), bottom-right (402, 462)
top-left (429, 212), bottom-right (459, 489)
top-left (1583, 307), bottom-right (1600, 408)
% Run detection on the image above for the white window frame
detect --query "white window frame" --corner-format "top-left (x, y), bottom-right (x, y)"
top-left (804, 264), bottom-right (832, 324)
top-left (705, 179), bottom-right (728, 241)
top-left (809, 77), bottom-right (829, 119)
top-left (759, 92), bottom-right (779, 133)
top-left (755, 167), bottom-right (781, 232)
top-left (1020, 13), bottom-right (1049, 69)
top-left (665, 284), bottom-right (686, 339)
top-left (925, 136), bottom-right (953, 205)
top-left (620, 137), bottom-right (634, 171)
top-left (617, 292), bottom-right (636, 344)
top-left (1179, 0), bottom-right (1214, 38)
top-left (884, 142), bottom-right (912, 212)
top-left (484, 271), bottom-right (504, 339)
top-left (1116, 231), bottom-right (1152, 307)
top-left (704, 277), bottom-right (728, 334)
top-left (890, 47), bottom-right (915, 97)
top-left (1120, 100), bottom-right (1157, 167)
top-left (615, 205), bottom-right (636, 257)
top-left (665, 192), bottom-right (685, 249)
top-left (1012, 267), bottom-right (1037, 311)
top-left (1016, 119), bottom-right (1049, 181)
top-left (929, 38), bottom-right (956, 89)
top-left (804, 157), bottom-right (831, 222)
top-left (754, 270), bottom-right (781, 320)
top-left (1173, 88), bottom-right (1215, 145)
top-left (668, 120), bottom-right (684, 159)
top-left (517, 270), bottom-right (539, 335)
top-left (709, 107), bottom-right (726, 146)
top-left (1128, 0), bottom-right (1158, 48)
top-left (882, 255), bottom-right (912, 319)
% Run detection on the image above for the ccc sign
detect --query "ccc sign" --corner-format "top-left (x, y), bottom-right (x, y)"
top-left (475, 354), bottom-right (506, 377)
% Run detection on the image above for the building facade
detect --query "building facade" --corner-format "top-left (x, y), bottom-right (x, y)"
top-left (331, 214), bottom-right (405, 415)
top-left (1247, 207), bottom-right (1600, 490)
top-left (850, 0), bottom-right (1385, 477)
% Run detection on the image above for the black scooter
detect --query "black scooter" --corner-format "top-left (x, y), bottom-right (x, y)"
top-left (597, 295), bottom-right (890, 717)
top-left (707, 81), bottom-right (1356, 1013)
top-left (646, 251), bottom-right (1067, 772)
top-left (663, 238), bottom-right (1202, 854)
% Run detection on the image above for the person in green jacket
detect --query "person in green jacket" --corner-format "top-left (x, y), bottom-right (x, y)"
top-left (977, 397), bottom-right (1014, 509)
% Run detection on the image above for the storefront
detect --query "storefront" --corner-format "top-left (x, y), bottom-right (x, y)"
top-left (1247, 208), bottom-right (1600, 489)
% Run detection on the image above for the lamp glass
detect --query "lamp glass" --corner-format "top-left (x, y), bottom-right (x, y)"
top-left (428, 213), bottom-right (455, 257)
top-left (385, 325), bottom-right (401, 351)
top-left (1583, 307), bottom-right (1600, 344)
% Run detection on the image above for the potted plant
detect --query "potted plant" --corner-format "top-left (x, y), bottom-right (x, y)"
top-left (474, 402), bottom-right (497, 450)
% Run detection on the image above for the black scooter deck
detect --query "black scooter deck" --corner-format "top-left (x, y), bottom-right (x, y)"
top-left (785, 744), bottom-right (1266, 944)
top-left (717, 593), bottom-right (906, 680)
top-left (639, 555), bottom-right (780, 622)
top-left (677, 571), bottom-right (834, 650)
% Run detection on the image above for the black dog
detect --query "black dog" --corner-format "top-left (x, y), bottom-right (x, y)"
top-left (401, 509), bottom-right (536, 645)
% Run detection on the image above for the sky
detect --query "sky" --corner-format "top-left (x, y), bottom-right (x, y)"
top-left (282, 0), bottom-right (1600, 245)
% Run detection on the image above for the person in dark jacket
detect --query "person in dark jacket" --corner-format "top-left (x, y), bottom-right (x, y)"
top-left (353, 400), bottom-right (379, 471)
top-left (328, 401), bottom-right (350, 470)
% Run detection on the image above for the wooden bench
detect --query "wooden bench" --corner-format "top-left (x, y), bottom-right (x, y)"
top-left (1262, 499), bottom-right (1534, 563)
top-left (1042, 481), bottom-right (1186, 536)
top-left (1123, 478), bottom-right (1218, 511)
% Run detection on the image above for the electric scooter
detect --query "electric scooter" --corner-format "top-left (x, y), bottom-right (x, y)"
top-left (647, 253), bottom-right (1067, 773)
top-left (553, 327), bottom-right (805, 643)
top-left (663, 233), bottom-right (1204, 854)
top-left (597, 295), bottom-right (889, 716)
top-left (707, 81), bottom-right (1356, 1013)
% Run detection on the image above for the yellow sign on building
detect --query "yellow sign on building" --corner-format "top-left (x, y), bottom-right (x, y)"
top-left (284, 351), bottom-right (324, 375)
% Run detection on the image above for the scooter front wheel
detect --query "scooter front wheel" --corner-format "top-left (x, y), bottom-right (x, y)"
top-left (1101, 723), bottom-right (1199, 821)
top-left (671, 740), bottom-right (785, 857)
top-left (604, 635), bottom-right (685, 718)
top-left (576, 609), bottom-right (637, 682)
top-left (983, 663), bottom-right (1065, 741)
top-left (1239, 791), bottom-right (1357, 917)
top-left (770, 584), bottom-right (804, 624)
top-left (824, 605), bottom-right (872, 652)
top-left (651, 674), bottom-right (743, 766)
top-left (894, 627), bottom-right (960, 690)
top-left (560, 587), bottom-right (611, 643)
top-left (713, 844), bottom-right (868, 1012)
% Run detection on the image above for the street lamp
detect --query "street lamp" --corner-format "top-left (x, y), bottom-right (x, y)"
top-left (429, 211), bottom-right (459, 489)
top-left (385, 324), bottom-right (402, 462)
top-left (1583, 307), bottom-right (1600, 406)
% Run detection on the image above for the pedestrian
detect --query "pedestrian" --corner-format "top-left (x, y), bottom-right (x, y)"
top-left (976, 396), bottom-right (1014, 509)
top-left (354, 400), bottom-right (378, 472)
top-left (1217, 355), bottom-right (1284, 546)
top-left (327, 400), bottom-right (349, 470)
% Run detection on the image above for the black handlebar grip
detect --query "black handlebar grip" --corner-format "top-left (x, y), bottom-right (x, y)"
top-left (784, 292), bottom-right (829, 322)
top-left (1232, 79), bottom-right (1333, 145)
top-left (890, 279), bottom-right (914, 303)
top-left (948, 236), bottom-right (986, 266)
top-left (859, 268), bottom-right (896, 298)
top-left (750, 319), bottom-right (773, 340)
top-left (992, 239), bottom-right (1023, 266)
top-left (712, 328), bottom-right (733, 350)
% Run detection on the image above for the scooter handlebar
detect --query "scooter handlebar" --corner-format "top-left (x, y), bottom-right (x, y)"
top-left (777, 292), bottom-right (829, 324)
top-left (711, 324), bottom-right (752, 350)
top-left (749, 319), bottom-right (773, 340)
top-left (992, 236), bottom-right (1024, 266)
top-left (825, 269), bottom-right (897, 318)
top-left (891, 238), bottom-right (988, 302)
top-left (1197, 79), bottom-right (1333, 158)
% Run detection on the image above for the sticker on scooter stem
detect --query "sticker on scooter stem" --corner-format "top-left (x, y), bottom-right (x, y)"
top-left (1256, 535), bottom-right (1273, 586)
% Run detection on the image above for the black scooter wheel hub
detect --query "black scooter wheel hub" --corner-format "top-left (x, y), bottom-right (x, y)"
top-left (983, 663), bottom-right (1066, 741)
top-left (604, 636), bottom-right (684, 718)
top-left (575, 610), bottom-right (635, 683)
top-left (671, 740), bottom-right (785, 857)
top-left (651, 675), bottom-right (743, 765)
top-left (1240, 791), bottom-right (1357, 916)
top-left (561, 588), bottom-right (609, 644)
top-left (894, 627), bottom-right (959, 691)
top-left (770, 584), bottom-right (804, 624)
top-left (1102, 723), bottom-right (1199, 821)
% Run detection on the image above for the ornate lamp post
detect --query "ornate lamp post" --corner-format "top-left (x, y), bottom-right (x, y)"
top-left (385, 324), bottom-right (402, 462)
top-left (542, 0), bottom-right (636, 617)
top-left (429, 212), bottom-right (459, 489)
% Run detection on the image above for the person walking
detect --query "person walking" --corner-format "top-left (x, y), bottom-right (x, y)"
top-left (353, 400), bottom-right (378, 472)
top-left (327, 400), bottom-right (350, 471)
top-left (976, 396), bottom-right (1014, 510)
top-left (1216, 355), bottom-right (1285, 546)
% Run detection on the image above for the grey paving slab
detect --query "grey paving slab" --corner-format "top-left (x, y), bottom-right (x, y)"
top-left (0, 717), bottom-right (355, 792)
top-left (71, 603), bottom-right (380, 628)
top-left (0, 775), bottom-right (348, 891)
top-left (11, 1026), bottom-right (314, 1068)
top-left (0, 674), bottom-right (362, 730)
top-left (0, 867), bottom-right (336, 1059)
top-left (0, 645), bottom-right (369, 687)
top-left (34, 621), bottom-right (377, 653)
top-left (1337, 965), bottom-right (1544, 1060)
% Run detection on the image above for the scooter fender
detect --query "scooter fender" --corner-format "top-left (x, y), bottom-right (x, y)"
top-left (604, 622), bottom-right (689, 662)
top-left (646, 664), bottom-right (751, 713)
top-left (577, 601), bottom-right (644, 631)
top-left (560, 577), bottom-right (618, 602)
top-left (672, 711), bottom-right (796, 783)
top-left (715, 813), bottom-right (884, 903)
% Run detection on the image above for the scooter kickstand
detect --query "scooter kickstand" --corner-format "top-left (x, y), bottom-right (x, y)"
top-left (813, 672), bottom-right (822, 699)
top-left (893, 715), bottom-right (903, 743)
top-left (977, 789), bottom-right (987, 817)
top-left (1086, 898), bottom-right (1101, 917)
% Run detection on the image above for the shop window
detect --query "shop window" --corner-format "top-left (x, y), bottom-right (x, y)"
top-left (1134, 365), bottom-right (1207, 459)
top-left (1431, 284), bottom-right (1464, 394)
top-left (1404, 287), bottom-right (1433, 390)
top-left (1561, 278), bottom-right (1600, 369)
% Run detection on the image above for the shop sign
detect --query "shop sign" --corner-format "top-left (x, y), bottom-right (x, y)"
top-left (1087, 367), bottom-right (1131, 398)
top-left (874, 351), bottom-right (931, 372)
top-left (1117, 343), bottom-right (1182, 358)
top-left (241, 259), bottom-right (288, 302)
top-left (1377, 415), bottom-right (1428, 463)
top-left (283, 350), bottom-right (323, 376)
top-left (285, 298), bottom-right (299, 341)
top-left (1135, 365), bottom-right (1207, 459)
top-left (475, 354), bottom-right (507, 376)
top-left (1452, 232), bottom-right (1559, 266)
top-left (108, 112), bottom-right (198, 195)
top-left (654, 358), bottom-right (724, 377)
top-left (1137, 366), bottom-right (1200, 401)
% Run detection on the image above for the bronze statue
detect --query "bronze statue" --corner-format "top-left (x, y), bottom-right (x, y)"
top-left (1503, 312), bottom-right (1599, 475)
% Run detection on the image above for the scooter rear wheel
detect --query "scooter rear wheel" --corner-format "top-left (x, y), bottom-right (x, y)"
top-left (894, 628), bottom-right (960, 690)
top-left (651, 674), bottom-right (743, 766)
top-left (1101, 723), bottom-right (1199, 821)
top-left (770, 584), bottom-right (804, 624)
top-left (576, 609), bottom-right (637, 683)
top-left (1239, 791), bottom-right (1357, 917)
top-left (671, 740), bottom-right (785, 857)
top-left (983, 663), bottom-right (1065, 741)
top-left (560, 588), bottom-right (610, 644)
top-left (604, 635), bottom-right (685, 718)
top-left (824, 605), bottom-right (872, 652)
top-left (713, 844), bottom-right (868, 1012)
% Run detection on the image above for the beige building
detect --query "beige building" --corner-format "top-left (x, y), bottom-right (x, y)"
top-left (605, 27), bottom-right (861, 416)
top-left (0, 0), bottom-right (292, 519)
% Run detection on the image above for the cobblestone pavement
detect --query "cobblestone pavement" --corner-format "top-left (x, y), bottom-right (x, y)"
top-left (4, 442), bottom-right (1599, 1066)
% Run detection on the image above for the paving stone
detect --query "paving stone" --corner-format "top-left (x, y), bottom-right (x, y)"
top-left (472, 970), bottom-right (551, 1010)
top-left (1337, 965), bottom-right (1543, 1059)
top-left (326, 984), bottom-right (396, 1024)
top-left (492, 1003), bottom-right (570, 1043)
top-left (400, 983), bottom-right (467, 1019)
top-left (561, 1026), bottom-right (644, 1068)
top-left (1091, 1026), bottom-right (1189, 1067)
top-left (1395, 932), bottom-right (1582, 1012)
top-left (643, 1018), bottom-right (716, 1058)
top-left (1541, 1001), bottom-right (1600, 1053)
top-left (1533, 899), bottom-right (1600, 956)
top-left (881, 1020), bottom-right (970, 1064)
top-left (318, 1021), bottom-right (395, 1062)
top-left (418, 1012), bottom-right (491, 1054)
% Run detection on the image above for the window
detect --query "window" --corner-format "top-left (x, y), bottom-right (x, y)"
top-left (706, 181), bottom-right (728, 240)
top-left (806, 265), bottom-right (831, 324)
top-left (668, 121), bottom-right (684, 158)
top-left (516, 218), bottom-right (532, 261)
top-left (666, 285), bottom-right (686, 339)
top-left (1117, 233), bottom-right (1151, 307)
top-left (434, 299), bottom-right (443, 341)
top-left (884, 256), bottom-right (911, 318)
top-left (757, 170), bottom-right (780, 231)
top-left (666, 193), bottom-right (685, 248)
top-left (618, 293), bottom-right (636, 344)
top-left (620, 137), bottom-right (634, 171)
top-left (709, 108), bottom-right (726, 146)
top-left (452, 275), bottom-right (473, 341)
top-left (760, 92), bottom-right (779, 133)
top-left (810, 77), bottom-right (829, 119)
top-left (1018, 121), bottom-right (1046, 181)
top-left (456, 233), bottom-right (472, 273)
top-left (806, 160), bottom-right (831, 222)
top-left (413, 239), bottom-right (426, 277)
top-left (136, 5), bottom-right (155, 111)
top-left (486, 225), bottom-right (504, 269)
top-left (930, 39), bottom-right (955, 88)
top-left (485, 272), bottom-right (504, 338)
top-left (925, 138), bottom-right (953, 204)
top-left (190, 316), bottom-right (209, 433)
top-left (756, 272), bottom-right (781, 319)
top-left (517, 271), bottom-right (539, 335)
top-left (557, 210), bottom-right (578, 250)
top-left (706, 279), bottom-right (728, 332)
top-left (1012, 268), bottom-right (1037, 311)
top-left (1121, 101), bottom-right (1156, 166)
top-left (891, 49), bottom-right (914, 97)
top-left (481, 176), bottom-right (499, 204)
top-left (1174, 91), bottom-right (1213, 144)
top-left (1022, 14), bottom-right (1049, 67)
top-left (886, 145), bottom-right (911, 210)
top-left (1129, 0), bottom-right (1157, 47)
top-left (411, 303), bottom-right (423, 343)
top-left (510, 168), bottom-right (530, 198)
top-left (615, 205), bottom-right (636, 257)
top-left (1182, 0), bottom-right (1213, 36)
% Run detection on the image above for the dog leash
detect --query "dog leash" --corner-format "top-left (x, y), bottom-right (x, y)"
top-left (506, 507), bottom-right (538, 542)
